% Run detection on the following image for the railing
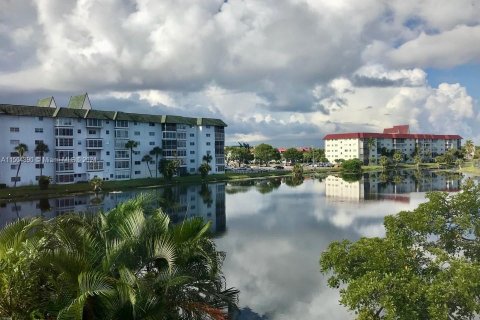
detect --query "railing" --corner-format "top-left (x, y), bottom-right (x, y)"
top-left (86, 139), bottom-right (103, 149)
top-left (87, 161), bottom-right (104, 171)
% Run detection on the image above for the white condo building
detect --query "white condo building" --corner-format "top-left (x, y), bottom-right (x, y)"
top-left (0, 94), bottom-right (226, 187)
top-left (324, 125), bottom-right (462, 164)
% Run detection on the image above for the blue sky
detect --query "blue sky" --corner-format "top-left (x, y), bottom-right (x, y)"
top-left (0, 0), bottom-right (479, 146)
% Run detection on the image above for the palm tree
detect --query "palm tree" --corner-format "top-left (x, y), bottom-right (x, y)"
top-left (42, 196), bottom-right (238, 319)
top-left (393, 151), bottom-right (403, 168)
top-left (149, 146), bottom-right (162, 178)
top-left (465, 139), bottom-right (475, 161)
top-left (379, 155), bottom-right (389, 171)
top-left (125, 140), bottom-right (138, 178)
top-left (142, 154), bottom-right (153, 177)
top-left (199, 162), bottom-right (211, 179)
top-left (34, 142), bottom-right (49, 177)
top-left (203, 153), bottom-right (213, 164)
top-left (365, 138), bottom-right (376, 165)
top-left (13, 143), bottom-right (28, 187)
top-left (89, 176), bottom-right (103, 193)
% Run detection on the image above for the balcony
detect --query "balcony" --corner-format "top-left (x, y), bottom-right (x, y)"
top-left (87, 161), bottom-right (104, 171)
top-left (86, 119), bottom-right (103, 128)
top-left (86, 139), bottom-right (103, 149)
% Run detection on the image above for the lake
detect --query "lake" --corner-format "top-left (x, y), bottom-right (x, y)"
top-left (0, 170), bottom-right (464, 319)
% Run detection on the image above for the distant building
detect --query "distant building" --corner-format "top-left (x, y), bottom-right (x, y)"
top-left (0, 93), bottom-right (226, 186)
top-left (324, 125), bottom-right (462, 164)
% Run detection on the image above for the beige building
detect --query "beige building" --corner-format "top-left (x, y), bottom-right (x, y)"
top-left (324, 125), bottom-right (462, 164)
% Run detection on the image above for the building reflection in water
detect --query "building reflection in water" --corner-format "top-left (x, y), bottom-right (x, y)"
top-left (326, 171), bottom-right (462, 203)
top-left (0, 182), bottom-right (226, 233)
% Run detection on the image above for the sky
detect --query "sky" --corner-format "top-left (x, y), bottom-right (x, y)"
top-left (0, 0), bottom-right (479, 147)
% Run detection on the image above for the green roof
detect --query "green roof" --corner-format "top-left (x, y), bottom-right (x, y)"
top-left (0, 104), bottom-right (56, 117)
top-left (68, 93), bottom-right (88, 109)
top-left (0, 103), bottom-right (227, 127)
top-left (37, 97), bottom-right (55, 108)
top-left (56, 108), bottom-right (88, 118)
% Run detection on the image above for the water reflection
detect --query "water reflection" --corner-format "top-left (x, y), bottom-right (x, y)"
top-left (216, 170), bottom-right (463, 320)
top-left (326, 170), bottom-right (461, 203)
top-left (0, 183), bottom-right (226, 233)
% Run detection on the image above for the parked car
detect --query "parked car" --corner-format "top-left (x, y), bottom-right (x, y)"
top-left (273, 165), bottom-right (284, 170)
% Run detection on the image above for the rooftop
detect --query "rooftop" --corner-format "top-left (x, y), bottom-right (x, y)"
top-left (324, 125), bottom-right (461, 140)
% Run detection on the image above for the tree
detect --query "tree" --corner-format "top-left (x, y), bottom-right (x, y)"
top-left (283, 148), bottom-right (303, 164)
top-left (365, 138), bottom-right (376, 165)
top-left (202, 153), bottom-right (213, 164)
top-left (125, 140), bottom-right (139, 178)
top-left (229, 147), bottom-right (253, 166)
top-left (34, 142), bottom-right (49, 177)
top-left (456, 158), bottom-right (464, 170)
top-left (13, 143), bottom-right (28, 187)
top-left (379, 155), bottom-right (389, 170)
top-left (292, 163), bottom-right (304, 179)
top-left (0, 197), bottom-right (239, 319)
top-left (464, 139), bottom-right (475, 160)
top-left (253, 143), bottom-right (277, 166)
top-left (321, 181), bottom-right (480, 320)
top-left (89, 176), bottom-right (103, 193)
top-left (141, 154), bottom-right (153, 177)
top-left (149, 146), bottom-right (162, 178)
top-left (159, 159), bottom-right (179, 181)
top-left (392, 151), bottom-right (403, 168)
top-left (413, 154), bottom-right (422, 170)
top-left (199, 163), bottom-right (212, 179)
top-left (341, 158), bottom-right (363, 173)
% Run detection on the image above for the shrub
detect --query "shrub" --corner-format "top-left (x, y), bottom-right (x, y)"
top-left (0, 183), bottom-right (6, 189)
top-left (38, 176), bottom-right (51, 190)
top-left (340, 158), bottom-right (363, 173)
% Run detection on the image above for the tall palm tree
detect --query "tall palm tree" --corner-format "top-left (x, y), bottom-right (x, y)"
top-left (465, 139), bottom-right (475, 160)
top-left (141, 154), bottom-right (153, 177)
top-left (34, 142), bottom-right (49, 177)
top-left (149, 146), bottom-right (162, 178)
top-left (125, 140), bottom-right (138, 178)
top-left (13, 143), bottom-right (28, 187)
top-left (203, 153), bottom-right (213, 164)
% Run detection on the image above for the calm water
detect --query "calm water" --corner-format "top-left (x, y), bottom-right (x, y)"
top-left (0, 171), bottom-right (465, 319)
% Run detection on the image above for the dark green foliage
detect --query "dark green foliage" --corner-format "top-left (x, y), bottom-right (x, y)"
top-left (0, 196), bottom-right (238, 319)
top-left (199, 162), bottom-right (212, 179)
top-left (321, 180), bottom-right (480, 319)
top-left (340, 158), bottom-right (363, 173)
top-left (38, 176), bottom-right (51, 190)
top-left (159, 159), bottom-right (179, 180)
top-left (253, 143), bottom-right (280, 165)
top-left (283, 148), bottom-right (303, 164)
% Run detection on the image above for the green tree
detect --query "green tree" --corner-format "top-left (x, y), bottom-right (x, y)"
top-left (141, 154), bottom-right (153, 177)
top-left (125, 140), bottom-right (139, 178)
top-left (199, 162), bottom-right (212, 179)
top-left (149, 146), bottom-right (162, 178)
top-left (392, 151), bottom-right (403, 168)
top-left (321, 180), bottom-right (480, 320)
top-left (292, 163), bottom-right (304, 179)
top-left (159, 159), bottom-right (179, 181)
top-left (253, 143), bottom-right (277, 166)
top-left (365, 138), bottom-right (376, 165)
top-left (13, 143), bottom-right (28, 187)
top-left (379, 155), bottom-right (389, 170)
top-left (464, 139), bottom-right (475, 160)
top-left (202, 153), bottom-right (213, 164)
top-left (283, 148), bottom-right (303, 164)
top-left (413, 154), bottom-right (422, 170)
top-left (341, 158), bottom-right (363, 173)
top-left (456, 158), bottom-right (464, 170)
top-left (34, 141), bottom-right (49, 177)
top-left (89, 176), bottom-right (103, 193)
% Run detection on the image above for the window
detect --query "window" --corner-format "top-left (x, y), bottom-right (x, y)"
top-left (190, 151), bottom-right (195, 154)
top-left (149, 132), bottom-right (155, 136)
top-left (190, 142), bottom-right (195, 146)
top-left (35, 140), bottom-right (44, 145)
top-left (86, 119), bottom-right (102, 127)
top-left (149, 142), bottom-right (155, 145)
top-left (115, 160), bottom-right (130, 169)
top-left (56, 163), bottom-right (74, 172)
top-left (134, 131), bottom-right (140, 136)
top-left (55, 128), bottom-right (74, 136)
top-left (88, 129), bottom-right (97, 135)
top-left (35, 128), bottom-right (43, 133)
top-left (206, 125), bottom-right (211, 128)
top-left (11, 177), bottom-right (20, 182)
top-left (86, 139), bottom-right (103, 148)
top-left (56, 174), bottom-right (74, 183)
top-left (190, 168), bottom-right (195, 172)
top-left (78, 163), bottom-right (82, 168)
top-left (38, 117), bottom-right (43, 121)
top-left (78, 152), bottom-right (82, 156)
top-left (134, 121), bottom-right (138, 125)
top-left (78, 141), bottom-right (82, 145)
top-left (206, 134), bottom-right (211, 137)
top-left (106, 162), bottom-right (110, 166)
top-left (35, 164), bottom-right (44, 169)
top-left (190, 133), bottom-right (194, 137)
top-left (115, 130), bottom-right (129, 138)
top-left (115, 120), bottom-right (128, 128)
top-left (10, 165), bottom-right (16, 170)
top-left (78, 129), bottom-right (82, 134)
top-left (190, 159), bottom-right (195, 163)
top-left (10, 140), bottom-right (19, 145)
top-left (149, 122), bottom-right (155, 126)
top-left (135, 171), bottom-right (141, 175)
top-left (106, 151), bottom-right (110, 155)
top-left (115, 151), bottom-right (129, 159)
top-left (206, 142), bottom-right (211, 146)
top-left (56, 150), bottom-right (73, 159)
top-left (177, 140), bottom-right (186, 148)
top-left (88, 151), bottom-right (96, 157)
top-left (115, 172), bottom-right (130, 179)
top-left (106, 130), bottom-right (110, 134)
top-left (134, 161), bottom-right (141, 165)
